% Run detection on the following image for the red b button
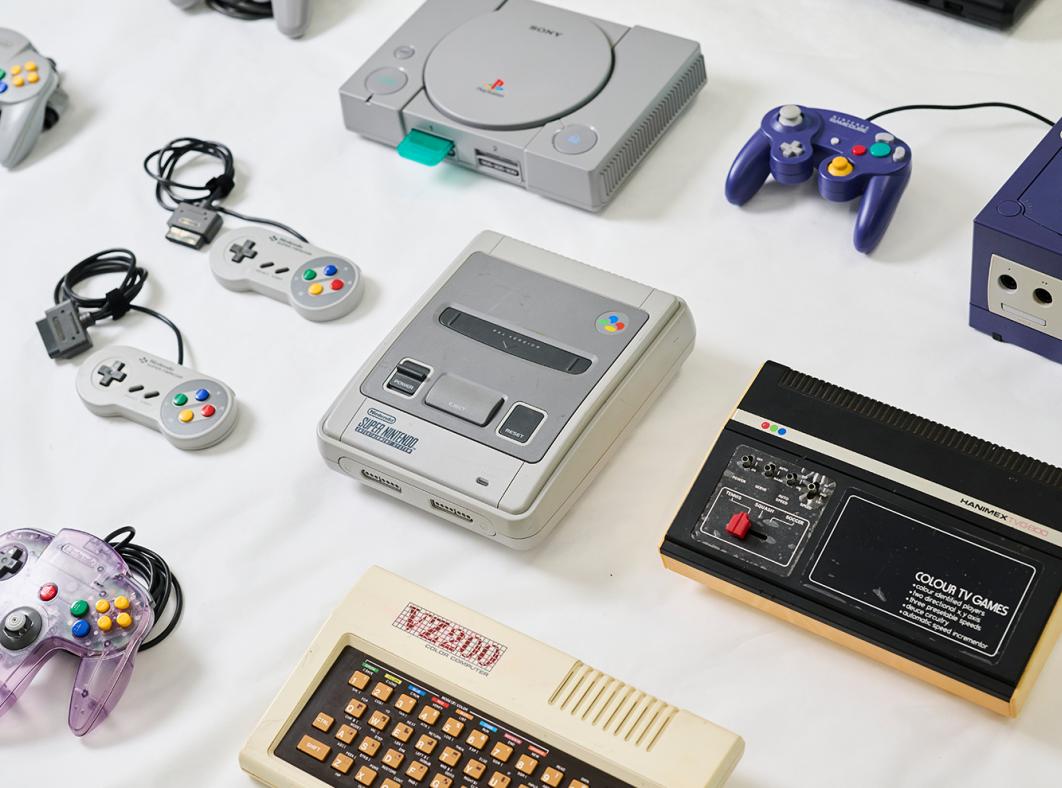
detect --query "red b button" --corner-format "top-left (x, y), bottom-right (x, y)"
top-left (39, 583), bottom-right (58, 601)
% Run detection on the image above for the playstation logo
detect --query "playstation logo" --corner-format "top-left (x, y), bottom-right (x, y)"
top-left (478, 78), bottom-right (506, 98)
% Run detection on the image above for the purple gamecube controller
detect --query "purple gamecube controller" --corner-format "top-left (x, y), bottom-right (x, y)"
top-left (726, 105), bottom-right (912, 253)
top-left (0, 528), bottom-right (153, 736)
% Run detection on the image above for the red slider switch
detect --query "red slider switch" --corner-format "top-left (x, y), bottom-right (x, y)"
top-left (725, 512), bottom-right (752, 540)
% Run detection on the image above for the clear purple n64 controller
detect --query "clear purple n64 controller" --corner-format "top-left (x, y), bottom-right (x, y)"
top-left (726, 104), bottom-right (912, 253)
top-left (0, 529), bottom-right (153, 736)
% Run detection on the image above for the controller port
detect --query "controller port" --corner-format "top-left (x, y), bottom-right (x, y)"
top-left (475, 151), bottom-right (521, 179)
top-left (1034, 288), bottom-right (1053, 306)
top-left (998, 274), bottom-right (1018, 291)
top-left (785, 472), bottom-right (800, 487)
top-left (361, 469), bottom-right (402, 493)
top-left (806, 482), bottom-right (821, 499)
top-left (740, 454), bottom-right (757, 469)
top-left (430, 498), bottom-right (474, 523)
top-left (763, 462), bottom-right (778, 478)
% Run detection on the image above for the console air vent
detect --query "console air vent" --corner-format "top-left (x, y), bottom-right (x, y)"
top-left (599, 55), bottom-right (707, 199)
top-left (548, 662), bottom-right (677, 752)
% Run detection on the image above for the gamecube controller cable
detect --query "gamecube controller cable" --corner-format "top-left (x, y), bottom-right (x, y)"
top-left (867, 101), bottom-right (1054, 126)
top-left (37, 248), bottom-right (185, 363)
top-left (143, 136), bottom-right (308, 249)
top-left (104, 527), bottom-right (184, 652)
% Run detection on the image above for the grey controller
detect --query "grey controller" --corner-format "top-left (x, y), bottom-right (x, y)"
top-left (75, 346), bottom-right (238, 450)
top-left (210, 228), bottom-right (363, 322)
top-left (0, 28), bottom-right (67, 168)
top-left (169, 0), bottom-right (311, 38)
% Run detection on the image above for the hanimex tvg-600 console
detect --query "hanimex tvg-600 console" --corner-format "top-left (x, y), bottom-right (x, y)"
top-left (661, 362), bottom-right (1062, 716)
top-left (318, 231), bottom-right (695, 548)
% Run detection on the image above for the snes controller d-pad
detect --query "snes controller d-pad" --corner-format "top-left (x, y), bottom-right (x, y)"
top-left (726, 104), bottom-right (912, 253)
top-left (76, 346), bottom-right (238, 450)
top-left (0, 28), bottom-right (65, 168)
top-left (210, 228), bottom-right (363, 322)
top-left (0, 528), bottom-right (153, 736)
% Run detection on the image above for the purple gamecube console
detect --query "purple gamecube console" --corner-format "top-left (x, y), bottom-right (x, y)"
top-left (726, 105), bottom-right (912, 253)
top-left (971, 118), bottom-right (1062, 364)
top-left (0, 528), bottom-right (153, 736)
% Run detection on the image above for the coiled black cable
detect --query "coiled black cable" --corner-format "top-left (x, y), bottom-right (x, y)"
top-left (51, 248), bottom-right (185, 364)
top-left (143, 136), bottom-right (308, 242)
top-left (206, 0), bottom-right (273, 20)
top-left (104, 527), bottom-right (184, 652)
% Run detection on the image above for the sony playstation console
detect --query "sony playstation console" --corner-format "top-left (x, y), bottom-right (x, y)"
top-left (240, 566), bottom-right (744, 787)
top-left (971, 116), bottom-right (1062, 364)
top-left (897, 0), bottom-right (1037, 28)
top-left (661, 361), bottom-right (1062, 716)
top-left (339, 0), bottom-right (706, 211)
top-left (318, 231), bottom-right (695, 549)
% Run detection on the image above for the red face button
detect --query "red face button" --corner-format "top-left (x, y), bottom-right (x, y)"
top-left (39, 583), bottom-right (58, 601)
top-left (330, 279), bottom-right (345, 291)
top-left (725, 512), bottom-right (752, 540)
top-left (851, 144), bottom-right (867, 156)
top-left (201, 404), bottom-right (216, 418)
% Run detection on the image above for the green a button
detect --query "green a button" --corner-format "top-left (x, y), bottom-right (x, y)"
top-left (173, 393), bottom-right (188, 407)
top-left (303, 269), bottom-right (317, 281)
top-left (70, 599), bottom-right (89, 617)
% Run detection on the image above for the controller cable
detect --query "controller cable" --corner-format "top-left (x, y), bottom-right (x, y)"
top-left (867, 101), bottom-right (1054, 127)
top-left (104, 527), bottom-right (184, 652)
top-left (143, 136), bottom-right (308, 249)
top-left (37, 248), bottom-right (185, 363)
top-left (205, 0), bottom-right (273, 20)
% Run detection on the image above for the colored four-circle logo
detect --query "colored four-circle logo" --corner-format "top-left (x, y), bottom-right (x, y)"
top-left (596, 311), bottom-right (629, 335)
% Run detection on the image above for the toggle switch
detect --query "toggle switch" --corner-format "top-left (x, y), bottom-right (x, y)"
top-left (725, 512), bottom-right (752, 540)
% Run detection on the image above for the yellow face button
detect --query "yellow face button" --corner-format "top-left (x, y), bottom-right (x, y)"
top-left (96, 599), bottom-right (111, 613)
top-left (25, 61), bottom-right (37, 71)
top-left (12, 76), bottom-right (24, 88)
top-left (116, 612), bottom-right (133, 629)
top-left (308, 283), bottom-right (325, 296)
top-left (827, 156), bottom-right (854, 177)
top-left (10, 65), bottom-right (21, 76)
top-left (178, 409), bottom-right (195, 423)
top-left (114, 596), bottom-right (130, 611)
top-left (27, 72), bottom-right (39, 84)
top-left (98, 615), bottom-right (113, 632)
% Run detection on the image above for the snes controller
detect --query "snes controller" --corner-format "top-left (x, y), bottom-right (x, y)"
top-left (76, 346), bottom-right (238, 450)
top-left (169, 0), bottom-right (311, 38)
top-left (726, 105), bottom-right (912, 253)
top-left (0, 528), bottom-right (153, 736)
top-left (210, 228), bottom-right (363, 322)
top-left (0, 28), bottom-right (68, 168)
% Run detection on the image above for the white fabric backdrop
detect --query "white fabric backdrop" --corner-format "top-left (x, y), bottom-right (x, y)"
top-left (2, 1), bottom-right (1060, 785)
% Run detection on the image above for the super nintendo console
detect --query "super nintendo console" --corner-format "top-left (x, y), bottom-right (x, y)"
top-left (240, 566), bottom-right (744, 787)
top-left (971, 116), bottom-right (1062, 364)
top-left (661, 362), bottom-right (1062, 716)
top-left (339, 0), bottom-right (706, 211)
top-left (318, 231), bottom-right (694, 549)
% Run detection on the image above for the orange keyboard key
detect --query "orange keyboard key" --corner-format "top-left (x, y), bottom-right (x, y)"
top-left (418, 706), bottom-right (441, 725)
top-left (515, 754), bottom-right (538, 775)
top-left (345, 699), bottom-right (367, 718)
top-left (348, 671), bottom-right (370, 689)
top-left (372, 682), bottom-right (394, 702)
top-left (355, 765), bottom-right (378, 785)
top-left (358, 736), bottom-right (381, 757)
top-left (312, 712), bottom-right (334, 733)
top-left (490, 741), bottom-right (513, 761)
top-left (382, 747), bottom-right (405, 768)
top-left (466, 729), bottom-right (489, 749)
top-left (463, 759), bottom-right (487, 779)
top-left (368, 710), bottom-right (390, 730)
top-left (395, 693), bottom-right (418, 713)
top-left (296, 734), bottom-right (330, 762)
top-left (439, 746), bottom-right (461, 767)
top-left (442, 717), bottom-right (464, 736)
top-left (335, 724), bottom-right (357, 744)
top-left (488, 773), bottom-right (511, 788)
top-left (406, 761), bottom-right (429, 781)
top-left (415, 734), bottom-right (438, 755)
top-left (541, 766), bottom-right (564, 786)
top-left (331, 753), bottom-right (354, 774)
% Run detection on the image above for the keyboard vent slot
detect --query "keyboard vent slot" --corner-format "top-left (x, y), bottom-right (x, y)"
top-left (548, 662), bottom-right (677, 752)
top-left (599, 54), bottom-right (706, 199)
top-left (429, 498), bottom-right (474, 523)
top-left (360, 469), bottom-right (402, 493)
top-left (778, 368), bottom-right (1062, 489)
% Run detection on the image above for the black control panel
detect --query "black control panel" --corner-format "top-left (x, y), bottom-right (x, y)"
top-left (276, 646), bottom-right (629, 788)
top-left (662, 362), bottom-right (1062, 706)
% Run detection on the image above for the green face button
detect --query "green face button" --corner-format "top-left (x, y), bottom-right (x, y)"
top-left (302, 269), bottom-right (317, 281)
top-left (397, 129), bottom-right (455, 167)
top-left (0, 69), bottom-right (5, 80)
top-left (173, 393), bottom-right (188, 407)
top-left (70, 599), bottom-right (89, 617)
top-left (870, 142), bottom-right (892, 158)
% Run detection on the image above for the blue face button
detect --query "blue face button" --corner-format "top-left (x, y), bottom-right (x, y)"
top-left (0, 83), bottom-right (7, 94)
top-left (194, 389), bottom-right (210, 402)
top-left (323, 264), bottom-right (338, 277)
top-left (71, 620), bottom-right (91, 639)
